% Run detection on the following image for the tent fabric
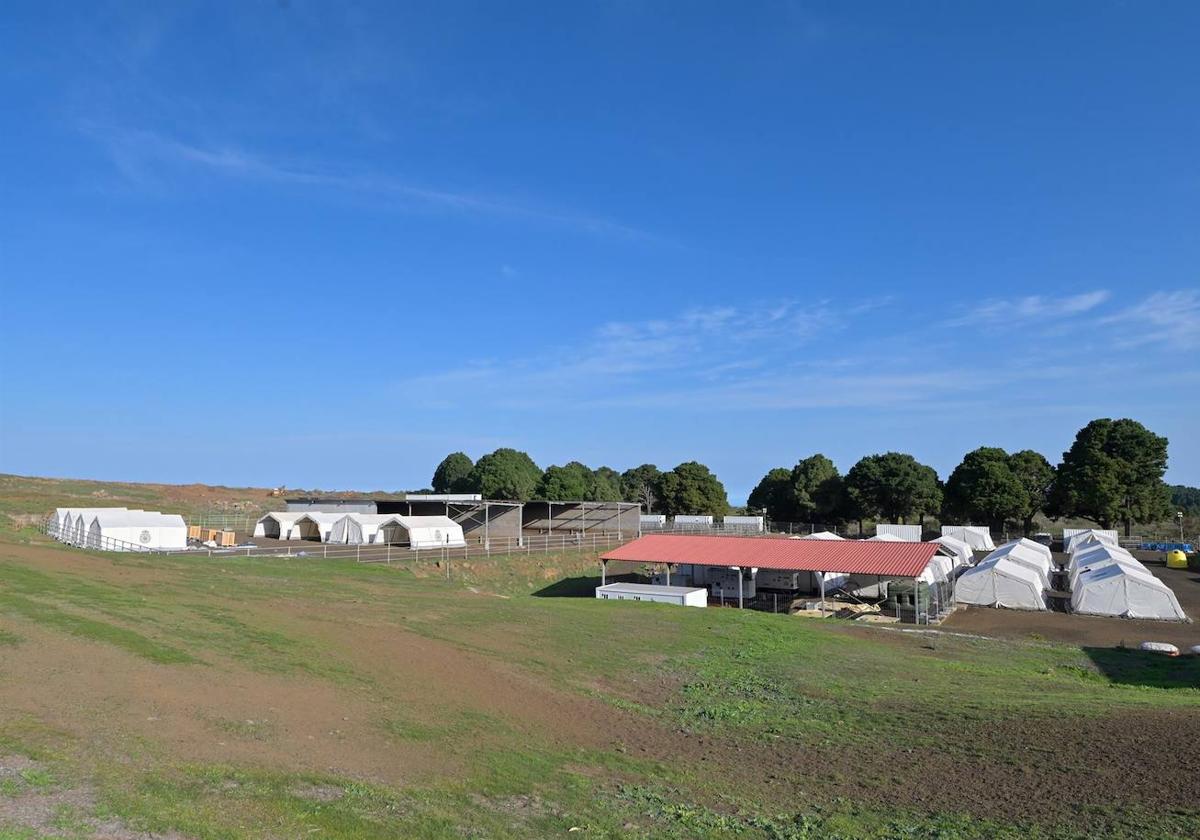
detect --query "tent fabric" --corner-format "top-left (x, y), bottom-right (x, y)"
top-left (384, 515), bottom-right (467, 549)
top-left (1068, 542), bottom-right (1135, 573)
top-left (1010, 537), bottom-right (1052, 564)
top-left (795, 531), bottom-right (845, 541)
top-left (291, 512), bottom-right (343, 542)
top-left (932, 536), bottom-right (975, 570)
top-left (253, 512), bottom-right (304, 540)
top-left (328, 514), bottom-right (401, 545)
top-left (52, 507), bottom-right (130, 542)
top-left (1073, 563), bottom-right (1187, 620)
top-left (86, 510), bottom-right (186, 551)
top-left (941, 525), bottom-right (995, 551)
top-left (867, 533), bottom-right (906, 542)
top-left (982, 541), bottom-right (1053, 590)
top-left (955, 558), bottom-right (1048, 610)
top-left (1064, 529), bottom-right (1119, 553)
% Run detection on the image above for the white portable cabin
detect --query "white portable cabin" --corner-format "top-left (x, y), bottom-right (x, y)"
top-left (723, 515), bottom-right (764, 532)
top-left (796, 530), bottom-right (845, 541)
top-left (384, 515), bottom-right (466, 549)
top-left (673, 515), bottom-right (714, 530)
top-left (86, 510), bottom-right (187, 551)
top-left (955, 558), bottom-right (1048, 611)
top-left (1064, 529), bottom-right (1119, 553)
top-left (595, 582), bottom-right (707, 607)
top-left (291, 512), bottom-right (343, 542)
top-left (639, 515), bottom-right (667, 528)
top-left (327, 514), bottom-right (398, 545)
top-left (253, 512), bottom-right (305, 540)
top-left (875, 523), bottom-right (921, 541)
top-left (932, 535), bottom-right (975, 570)
top-left (941, 525), bottom-right (996, 552)
top-left (982, 541), bottom-right (1053, 590)
top-left (1072, 564), bottom-right (1187, 621)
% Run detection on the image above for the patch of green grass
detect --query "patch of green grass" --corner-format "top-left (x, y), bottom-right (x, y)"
top-left (0, 628), bottom-right (21, 646)
top-left (18, 768), bottom-right (55, 789)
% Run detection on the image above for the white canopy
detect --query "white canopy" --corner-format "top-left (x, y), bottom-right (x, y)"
top-left (328, 513), bottom-right (401, 545)
top-left (955, 558), bottom-right (1048, 611)
top-left (941, 525), bottom-right (995, 551)
top-left (253, 511), bottom-right (304, 540)
top-left (932, 535), bottom-right (975, 569)
top-left (385, 515), bottom-right (466, 549)
top-left (291, 512), bottom-right (343, 542)
top-left (983, 541), bottom-right (1053, 590)
top-left (86, 510), bottom-right (186, 551)
top-left (1072, 563), bottom-right (1187, 621)
top-left (796, 531), bottom-right (845, 541)
top-left (1065, 529), bottom-right (1119, 553)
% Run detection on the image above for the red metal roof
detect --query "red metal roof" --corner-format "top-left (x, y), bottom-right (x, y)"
top-left (601, 534), bottom-right (939, 578)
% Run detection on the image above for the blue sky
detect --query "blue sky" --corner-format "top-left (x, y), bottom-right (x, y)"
top-left (1, 1), bottom-right (1197, 503)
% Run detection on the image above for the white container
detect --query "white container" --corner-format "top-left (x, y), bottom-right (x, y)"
top-left (723, 515), bottom-right (764, 532)
top-left (595, 583), bottom-right (708, 607)
top-left (875, 523), bottom-right (921, 541)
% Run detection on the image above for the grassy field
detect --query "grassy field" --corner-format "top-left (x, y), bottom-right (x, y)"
top-left (1, 519), bottom-right (1198, 840)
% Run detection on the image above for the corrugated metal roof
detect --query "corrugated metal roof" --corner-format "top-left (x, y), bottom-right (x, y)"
top-left (601, 534), bottom-right (939, 577)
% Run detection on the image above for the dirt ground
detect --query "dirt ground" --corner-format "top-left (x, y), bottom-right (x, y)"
top-left (943, 551), bottom-right (1200, 648)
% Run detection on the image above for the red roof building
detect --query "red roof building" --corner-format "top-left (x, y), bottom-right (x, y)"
top-left (600, 533), bottom-right (939, 578)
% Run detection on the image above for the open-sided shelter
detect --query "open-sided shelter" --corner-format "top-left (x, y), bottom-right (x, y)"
top-left (291, 512), bottom-right (343, 542)
top-left (253, 512), bottom-right (307, 540)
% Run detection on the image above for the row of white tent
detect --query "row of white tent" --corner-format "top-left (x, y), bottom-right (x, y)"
top-left (49, 507), bottom-right (188, 551)
top-left (955, 538), bottom-right (1055, 611)
top-left (253, 511), bottom-right (466, 549)
top-left (1066, 531), bottom-right (1186, 621)
top-left (793, 530), bottom-right (976, 588)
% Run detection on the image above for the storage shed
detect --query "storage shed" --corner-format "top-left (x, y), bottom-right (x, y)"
top-left (595, 582), bottom-right (708, 607)
top-left (955, 558), bottom-right (1048, 611)
top-left (941, 525), bottom-right (996, 552)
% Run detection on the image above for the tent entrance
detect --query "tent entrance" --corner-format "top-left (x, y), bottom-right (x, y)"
top-left (295, 519), bottom-right (322, 541)
top-left (262, 518), bottom-right (282, 539)
top-left (379, 523), bottom-right (407, 545)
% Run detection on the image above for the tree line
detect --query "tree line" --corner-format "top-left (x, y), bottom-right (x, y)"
top-left (747, 418), bottom-right (1175, 536)
top-left (428, 418), bottom-right (1184, 536)
top-left (429, 451), bottom-right (728, 516)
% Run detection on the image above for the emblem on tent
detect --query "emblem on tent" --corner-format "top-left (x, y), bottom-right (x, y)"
top-left (139, 530), bottom-right (152, 543)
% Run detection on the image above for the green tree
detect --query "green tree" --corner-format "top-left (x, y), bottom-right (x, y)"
top-left (656, 461), bottom-right (729, 516)
top-left (942, 447), bottom-right (1027, 533)
top-left (620, 464), bottom-right (662, 512)
top-left (845, 452), bottom-right (942, 525)
top-left (1170, 484), bottom-right (1200, 514)
top-left (468, 448), bottom-right (542, 501)
top-left (1008, 449), bottom-right (1055, 534)
top-left (791, 454), bottom-right (844, 524)
top-left (1049, 418), bottom-right (1172, 535)
top-left (431, 452), bottom-right (475, 494)
top-left (747, 468), bottom-right (795, 521)
top-left (536, 461), bottom-right (592, 500)
top-left (590, 466), bottom-right (623, 502)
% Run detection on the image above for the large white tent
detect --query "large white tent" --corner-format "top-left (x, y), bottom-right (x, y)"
top-left (52, 507), bottom-right (129, 543)
top-left (291, 512), bottom-right (343, 542)
top-left (86, 510), bottom-right (187, 551)
top-left (384, 515), bottom-right (467, 549)
top-left (941, 525), bottom-right (995, 552)
top-left (1064, 529), bottom-right (1119, 553)
top-left (328, 514), bottom-right (401, 545)
top-left (794, 531), bottom-right (845, 541)
top-left (955, 558), bottom-right (1048, 610)
top-left (867, 533), bottom-right (906, 542)
top-left (982, 541), bottom-right (1053, 590)
top-left (253, 512), bottom-right (305, 540)
top-left (932, 535), bottom-right (975, 570)
top-left (1073, 563), bottom-right (1187, 620)
top-left (73, 508), bottom-right (143, 545)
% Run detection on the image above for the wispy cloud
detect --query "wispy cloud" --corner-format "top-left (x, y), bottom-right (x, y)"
top-left (81, 124), bottom-right (665, 243)
top-left (1099, 290), bottom-right (1200, 349)
top-left (945, 290), bottom-right (1110, 327)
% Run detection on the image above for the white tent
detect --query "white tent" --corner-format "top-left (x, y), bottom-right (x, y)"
top-left (795, 531), bottom-right (845, 541)
top-left (941, 525), bottom-right (995, 552)
top-left (86, 510), bottom-right (186, 551)
top-left (253, 512), bottom-right (306, 540)
top-left (71, 508), bottom-right (141, 545)
top-left (1009, 537), bottom-right (1052, 565)
top-left (932, 535), bottom-right (975, 570)
top-left (384, 515), bottom-right (466, 549)
top-left (291, 512), bottom-right (342, 542)
top-left (955, 558), bottom-right (1048, 610)
top-left (875, 523), bottom-right (921, 541)
top-left (1064, 529), bottom-right (1118, 553)
top-left (867, 533), bottom-right (906, 542)
top-left (1073, 564), bottom-right (1187, 621)
top-left (1067, 544), bottom-right (1140, 588)
top-left (52, 507), bottom-right (128, 542)
top-left (983, 541), bottom-right (1053, 590)
top-left (328, 513), bottom-right (401, 545)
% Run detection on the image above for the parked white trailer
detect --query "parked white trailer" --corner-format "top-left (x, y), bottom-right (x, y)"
top-left (595, 583), bottom-right (707, 607)
top-left (723, 515), bottom-right (764, 532)
top-left (941, 525), bottom-right (996, 552)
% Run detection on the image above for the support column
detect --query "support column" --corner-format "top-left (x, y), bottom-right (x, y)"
top-left (665, 563), bottom-right (670, 586)
top-left (601, 559), bottom-right (607, 586)
top-left (819, 572), bottom-right (825, 617)
top-left (738, 567), bottom-right (744, 609)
